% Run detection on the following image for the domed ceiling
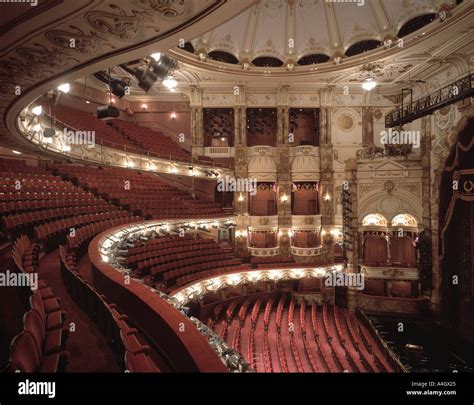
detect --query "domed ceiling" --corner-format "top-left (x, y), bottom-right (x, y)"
top-left (183, 0), bottom-right (438, 68)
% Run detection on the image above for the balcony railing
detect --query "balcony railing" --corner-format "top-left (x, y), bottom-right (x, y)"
top-left (385, 74), bottom-right (474, 128)
top-left (47, 115), bottom-right (232, 169)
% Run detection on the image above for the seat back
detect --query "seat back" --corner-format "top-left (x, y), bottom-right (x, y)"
top-left (9, 332), bottom-right (41, 372)
top-left (23, 310), bottom-right (46, 355)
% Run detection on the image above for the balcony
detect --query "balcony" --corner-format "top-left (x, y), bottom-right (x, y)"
top-left (248, 246), bottom-right (280, 257)
top-left (360, 265), bottom-right (419, 281)
top-left (291, 215), bottom-right (321, 228)
top-left (290, 246), bottom-right (322, 257)
top-left (204, 146), bottom-right (234, 158)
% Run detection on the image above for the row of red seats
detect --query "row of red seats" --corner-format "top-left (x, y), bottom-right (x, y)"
top-left (132, 239), bottom-right (215, 269)
top-left (275, 295), bottom-right (289, 373)
top-left (0, 191), bottom-right (97, 202)
top-left (288, 298), bottom-right (305, 372)
top-left (162, 257), bottom-right (241, 283)
top-left (3, 205), bottom-right (115, 231)
top-left (7, 234), bottom-right (69, 372)
top-left (127, 236), bottom-right (198, 261)
top-left (0, 198), bottom-right (107, 216)
top-left (34, 210), bottom-right (128, 241)
top-left (12, 235), bottom-right (40, 274)
top-left (262, 297), bottom-right (275, 372)
top-left (49, 104), bottom-right (133, 148)
top-left (8, 290), bottom-right (69, 372)
top-left (220, 300), bottom-right (239, 340)
top-left (247, 298), bottom-right (262, 369)
top-left (51, 164), bottom-right (226, 220)
top-left (174, 264), bottom-right (249, 288)
top-left (66, 216), bottom-right (141, 251)
top-left (111, 120), bottom-right (191, 162)
top-left (311, 304), bottom-right (334, 371)
top-left (143, 246), bottom-right (228, 273)
top-left (299, 300), bottom-right (318, 372)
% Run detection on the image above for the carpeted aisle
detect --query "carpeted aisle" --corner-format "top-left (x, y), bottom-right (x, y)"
top-left (38, 250), bottom-right (121, 372)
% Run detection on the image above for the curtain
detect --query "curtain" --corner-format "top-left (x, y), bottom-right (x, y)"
top-left (363, 236), bottom-right (388, 265)
top-left (390, 236), bottom-right (417, 267)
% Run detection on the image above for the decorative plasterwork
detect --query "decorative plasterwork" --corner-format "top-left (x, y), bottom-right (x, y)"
top-left (189, 0), bottom-right (440, 66)
top-left (248, 246), bottom-right (280, 257)
top-left (290, 246), bottom-right (322, 257)
top-left (291, 215), bottom-right (322, 229)
top-left (202, 93), bottom-right (236, 107)
top-left (288, 93), bottom-right (320, 106)
top-left (0, 0), bottom-right (255, 151)
top-left (246, 93), bottom-right (278, 106)
top-left (360, 266), bottom-right (419, 281)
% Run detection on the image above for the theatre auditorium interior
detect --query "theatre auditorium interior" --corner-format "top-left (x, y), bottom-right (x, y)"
top-left (0, 0), bottom-right (473, 376)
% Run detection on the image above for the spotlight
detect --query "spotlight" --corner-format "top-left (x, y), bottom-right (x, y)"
top-left (136, 66), bottom-right (158, 92)
top-left (149, 54), bottom-right (176, 77)
top-left (43, 128), bottom-right (55, 138)
top-left (57, 83), bottom-right (70, 94)
top-left (150, 53), bottom-right (161, 62)
top-left (94, 71), bottom-right (130, 99)
top-left (109, 79), bottom-right (128, 99)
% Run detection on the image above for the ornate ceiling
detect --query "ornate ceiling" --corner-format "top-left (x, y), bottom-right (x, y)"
top-left (0, 0), bottom-right (256, 150)
top-left (113, 0), bottom-right (473, 99)
top-left (186, 0), bottom-right (437, 66)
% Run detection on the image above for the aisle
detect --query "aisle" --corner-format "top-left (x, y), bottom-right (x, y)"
top-left (38, 250), bottom-right (121, 372)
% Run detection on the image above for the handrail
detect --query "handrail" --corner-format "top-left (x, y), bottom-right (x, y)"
top-left (386, 73), bottom-right (474, 127)
top-left (88, 228), bottom-right (228, 372)
top-left (147, 120), bottom-right (193, 152)
top-left (49, 114), bottom-right (231, 169)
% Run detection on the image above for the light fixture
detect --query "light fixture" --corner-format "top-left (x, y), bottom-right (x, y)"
top-left (150, 53), bottom-right (161, 62)
top-left (238, 193), bottom-right (244, 202)
top-left (142, 104), bottom-right (147, 110)
top-left (220, 137), bottom-right (226, 142)
top-left (280, 194), bottom-right (288, 203)
top-left (31, 105), bottom-right (43, 116)
top-left (324, 192), bottom-right (331, 202)
top-left (12, 150), bottom-right (22, 155)
top-left (171, 112), bottom-right (177, 119)
top-left (163, 76), bottom-right (177, 92)
top-left (57, 83), bottom-right (70, 94)
top-left (362, 78), bottom-right (377, 91)
top-left (85, 100), bottom-right (91, 104)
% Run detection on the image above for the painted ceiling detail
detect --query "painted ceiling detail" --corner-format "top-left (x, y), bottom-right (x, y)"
top-left (0, 0), bottom-right (255, 150)
top-left (185, 0), bottom-right (438, 68)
